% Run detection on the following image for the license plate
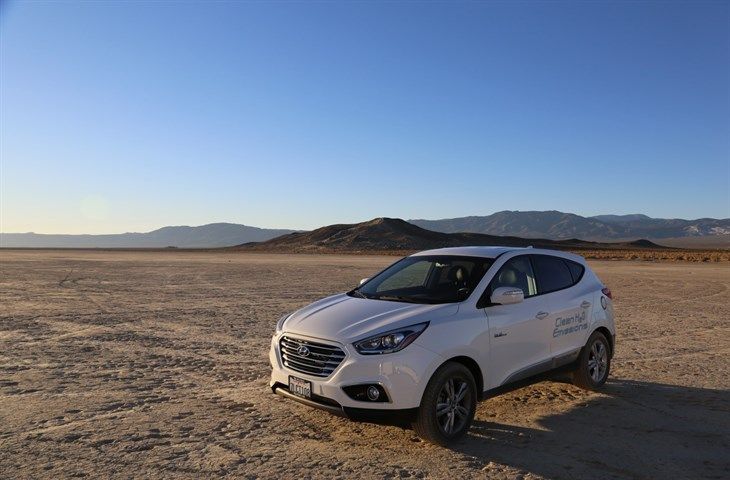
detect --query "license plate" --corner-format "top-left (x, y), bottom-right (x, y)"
top-left (289, 376), bottom-right (312, 399)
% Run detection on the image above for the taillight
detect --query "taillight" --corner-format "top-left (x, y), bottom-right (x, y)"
top-left (602, 287), bottom-right (613, 300)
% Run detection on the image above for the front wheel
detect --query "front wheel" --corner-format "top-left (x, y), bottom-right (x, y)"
top-left (412, 362), bottom-right (476, 446)
top-left (572, 331), bottom-right (611, 390)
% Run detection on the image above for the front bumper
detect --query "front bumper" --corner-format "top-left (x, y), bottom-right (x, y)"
top-left (272, 382), bottom-right (345, 416)
top-left (271, 382), bottom-right (418, 424)
top-left (269, 331), bottom-right (443, 413)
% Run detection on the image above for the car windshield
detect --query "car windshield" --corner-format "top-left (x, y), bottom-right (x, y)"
top-left (349, 255), bottom-right (494, 304)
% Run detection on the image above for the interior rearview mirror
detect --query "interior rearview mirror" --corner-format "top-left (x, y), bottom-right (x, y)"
top-left (359, 278), bottom-right (369, 286)
top-left (490, 286), bottom-right (524, 305)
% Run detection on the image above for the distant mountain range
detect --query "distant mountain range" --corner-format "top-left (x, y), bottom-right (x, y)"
top-left (1, 211), bottom-right (727, 249)
top-left (409, 211), bottom-right (730, 242)
top-left (236, 217), bottom-right (660, 253)
top-left (0, 223), bottom-right (294, 248)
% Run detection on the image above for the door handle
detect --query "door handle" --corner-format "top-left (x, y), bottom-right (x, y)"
top-left (535, 311), bottom-right (549, 320)
top-left (581, 301), bottom-right (592, 308)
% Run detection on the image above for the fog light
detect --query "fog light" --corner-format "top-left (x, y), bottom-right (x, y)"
top-left (342, 384), bottom-right (389, 402)
top-left (366, 385), bottom-right (380, 401)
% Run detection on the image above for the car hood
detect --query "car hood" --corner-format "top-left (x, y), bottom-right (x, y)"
top-left (282, 293), bottom-right (459, 342)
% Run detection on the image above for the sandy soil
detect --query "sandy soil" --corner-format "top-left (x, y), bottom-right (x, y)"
top-left (0, 251), bottom-right (728, 479)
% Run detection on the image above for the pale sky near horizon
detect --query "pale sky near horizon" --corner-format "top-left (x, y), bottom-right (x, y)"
top-left (1, 1), bottom-right (729, 234)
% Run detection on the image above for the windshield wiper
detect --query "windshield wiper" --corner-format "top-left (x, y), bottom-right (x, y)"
top-left (349, 289), bottom-right (371, 299)
top-left (372, 295), bottom-right (424, 304)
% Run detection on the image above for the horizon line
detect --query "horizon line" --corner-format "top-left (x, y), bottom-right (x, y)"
top-left (2, 210), bottom-right (729, 236)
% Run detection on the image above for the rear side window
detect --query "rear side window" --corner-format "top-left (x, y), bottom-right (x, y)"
top-left (565, 260), bottom-right (585, 283)
top-left (532, 255), bottom-right (574, 294)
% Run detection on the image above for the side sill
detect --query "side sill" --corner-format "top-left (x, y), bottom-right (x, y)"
top-left (482, 348), bottom-right (583, 400)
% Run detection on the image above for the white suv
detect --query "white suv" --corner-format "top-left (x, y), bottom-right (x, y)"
top-left (269, 246), bottom-right (615, 445)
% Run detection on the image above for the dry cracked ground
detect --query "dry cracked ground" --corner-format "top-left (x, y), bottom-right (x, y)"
top-left (0, 251), bottom-right (728, 479)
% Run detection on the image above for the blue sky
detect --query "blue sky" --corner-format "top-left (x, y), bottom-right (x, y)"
top-left (1, 1), bottom-right (728, 234)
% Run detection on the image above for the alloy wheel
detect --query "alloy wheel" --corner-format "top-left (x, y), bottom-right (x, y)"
top-left (588, 340), bottom-right (608, 383)
top-left (436, 377), bottom-right (471, 435)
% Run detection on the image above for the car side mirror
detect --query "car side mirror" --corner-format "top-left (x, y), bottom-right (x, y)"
top-left (359, 278), bottom-right (369, 286)
top-left (490, 287), bottom-right (524, 305)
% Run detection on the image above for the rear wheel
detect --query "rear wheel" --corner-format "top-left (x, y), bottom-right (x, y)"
top-left (412, 362), bottom-right (476, 446)
top-left (572, 331), bottom-right (611, 390)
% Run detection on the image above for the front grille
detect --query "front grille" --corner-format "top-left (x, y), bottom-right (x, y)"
top-left (279, 335), bottom-right (346, 378)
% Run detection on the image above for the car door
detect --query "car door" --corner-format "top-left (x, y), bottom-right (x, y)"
top-left (482, 255), bottom-right (553, 387)
top-left (531, 255), bottom-right (593, 362)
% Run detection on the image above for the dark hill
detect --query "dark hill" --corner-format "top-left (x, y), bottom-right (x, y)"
top-left (627, 239), bottom-right (662, 248)
top-left (236, 218), bottom-right (662, 253)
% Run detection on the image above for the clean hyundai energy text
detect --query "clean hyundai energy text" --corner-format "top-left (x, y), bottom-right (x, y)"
top-left (269, 246), bottom-right (615, 445)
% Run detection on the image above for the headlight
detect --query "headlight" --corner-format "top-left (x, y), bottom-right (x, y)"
top-left (353, 322), bottom-right (429, 355)
top-left (275, 314), bottom-right (290, 334)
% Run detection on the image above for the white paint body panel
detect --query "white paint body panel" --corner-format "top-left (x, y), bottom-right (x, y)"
top-left (485, 295), bottom-right (553, 387)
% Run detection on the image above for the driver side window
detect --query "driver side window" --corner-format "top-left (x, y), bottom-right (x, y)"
top-left (489, 256), bottom-right (538, 298)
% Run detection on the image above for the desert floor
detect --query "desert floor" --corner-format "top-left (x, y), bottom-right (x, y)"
top-left (0, 251), bottom-right (728, 479)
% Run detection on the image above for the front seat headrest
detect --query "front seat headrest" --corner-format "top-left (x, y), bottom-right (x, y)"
top-left (498, 268), bottom-right (518, 286)
top-left (448, 266), bottom-right (469, 285)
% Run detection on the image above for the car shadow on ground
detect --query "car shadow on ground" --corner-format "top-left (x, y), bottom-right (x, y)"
top-left (449, 378), bottom-right (729, 479)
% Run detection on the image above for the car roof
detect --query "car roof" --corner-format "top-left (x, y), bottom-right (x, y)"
top-left (410, 246), bottom-right (525, 258)
top-left (410, 246), bottom-right (586, 263)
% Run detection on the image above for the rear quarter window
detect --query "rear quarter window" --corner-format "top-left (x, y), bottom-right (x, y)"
top-left (532, 255), bottom-right (574, 294)
top-left (565, 260), bottom-right (585, 284)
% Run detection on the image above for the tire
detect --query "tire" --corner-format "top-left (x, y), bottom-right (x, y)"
top-left (572, 331), bottom-right (611, 390)
top-left (412, 362), bottom-right (477, 446)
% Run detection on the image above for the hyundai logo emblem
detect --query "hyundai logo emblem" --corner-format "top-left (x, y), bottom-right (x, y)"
top-left (297, 345), bottom-right (310, 357)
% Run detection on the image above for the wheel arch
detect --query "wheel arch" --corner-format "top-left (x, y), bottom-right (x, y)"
top-left (443, 355), bottom-right (484, 400)
top-left (591, 326), bottom-right (614, 357)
